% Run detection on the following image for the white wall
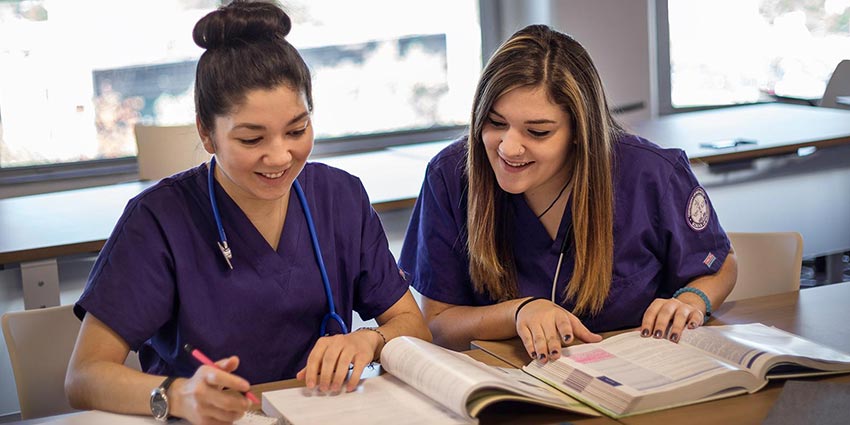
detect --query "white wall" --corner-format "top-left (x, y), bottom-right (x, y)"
top-left (492, 0), bottom-right (656, 126)
top-left (549, 0), bottom-right (655, 125)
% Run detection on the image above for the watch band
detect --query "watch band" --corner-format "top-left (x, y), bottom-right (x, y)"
top-left (159, 375), bottom-right (177, 392)
top-left (151, 376), bottom-right (178, 422)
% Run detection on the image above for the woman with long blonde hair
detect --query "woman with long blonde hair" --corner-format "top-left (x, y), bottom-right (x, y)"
top-left (400, 25), bottom-right (736, 360)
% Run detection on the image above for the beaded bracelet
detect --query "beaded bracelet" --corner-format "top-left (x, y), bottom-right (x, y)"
top-left (514, 297), bottom-right (548, 322)
top-left (359, 327), bottom-right (387, 346)
top-left (672, 287), bottom-right (712, 324)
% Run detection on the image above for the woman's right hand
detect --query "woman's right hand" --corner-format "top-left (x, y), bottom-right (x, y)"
top-left (172, 356), bottom-right (252, 425)
top-left (515, 298), bottom-right (602, 363)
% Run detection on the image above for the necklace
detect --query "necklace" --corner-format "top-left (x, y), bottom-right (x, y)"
top-left (536, 178), bottom-right (571, 219)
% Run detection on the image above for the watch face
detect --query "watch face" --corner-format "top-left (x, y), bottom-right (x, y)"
top-left (150, 389), bottom-right (169, 420)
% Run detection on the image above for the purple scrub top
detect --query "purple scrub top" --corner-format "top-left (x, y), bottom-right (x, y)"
top-left (75, 162), bottom-right (407, 383)
top-left (399, 135), bottom-right (730, 332)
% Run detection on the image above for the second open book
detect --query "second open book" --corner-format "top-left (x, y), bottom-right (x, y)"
top-left (262, 323), bottom-right (850, 423)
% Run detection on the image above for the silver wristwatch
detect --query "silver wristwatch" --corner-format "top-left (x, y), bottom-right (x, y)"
top-left (150, 376), bottom-right (177, 422)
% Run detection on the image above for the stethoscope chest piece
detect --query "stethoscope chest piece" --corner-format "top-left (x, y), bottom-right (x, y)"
top-left (217, 240), bottom-right (233, 270)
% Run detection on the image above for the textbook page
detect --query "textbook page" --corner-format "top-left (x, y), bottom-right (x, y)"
top-left (464, 367), bottom-right (598, 417)
top-left (680, 323), bottom-right (850, 377)
top-left (523, 331), bottom-right (759, 416)
top-left (262, 374), bottom-right (469, 425)
top-left (380, 336), bottom-right (595, 419)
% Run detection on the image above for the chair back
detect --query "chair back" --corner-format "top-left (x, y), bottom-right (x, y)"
top-left (2, 305), bottom-right (80, 419)
top-left (1, 305), bottom-right (141, 419)
top-left (725, 232), bottom-right (803, 302)
top-left (819, 59), bottom-right (850, 110)
top-left (134, 124), bottom-right (210, 181)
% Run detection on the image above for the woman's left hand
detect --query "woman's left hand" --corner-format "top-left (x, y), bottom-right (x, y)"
top-left (640, 297), bottom-right (705, 343)
top-left (295, 330), bottom-right (382, 393)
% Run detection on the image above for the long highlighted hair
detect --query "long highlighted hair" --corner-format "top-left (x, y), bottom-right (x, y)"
top-left (466, 25), bottom-right (622, 316)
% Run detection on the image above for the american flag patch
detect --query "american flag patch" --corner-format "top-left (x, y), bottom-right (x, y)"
top-left (703, 252), bottom-right (716, 268)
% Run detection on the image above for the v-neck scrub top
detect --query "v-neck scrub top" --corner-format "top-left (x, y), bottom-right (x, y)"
top-left (399, 135), bottom-right (730, 332)
top-left (75, 162), bottom-right (407, 383)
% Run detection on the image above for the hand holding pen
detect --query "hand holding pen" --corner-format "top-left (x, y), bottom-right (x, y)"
top-left (183, 343), bottom-right (260, 404)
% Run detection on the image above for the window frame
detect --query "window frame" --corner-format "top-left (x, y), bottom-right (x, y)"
top-left (655, 0), bottom-right (779, 116)
top-left (655, 0), bottom-right (800, 116)
top-left (0, 0), bottom-right (499, 187)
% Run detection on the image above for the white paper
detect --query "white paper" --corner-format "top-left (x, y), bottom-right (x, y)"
top-left (262, 374), bottom-right (470, 425)
top-left (37, 410), bottom-right (278, 425)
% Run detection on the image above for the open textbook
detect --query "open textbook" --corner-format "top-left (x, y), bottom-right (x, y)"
top-left (262, 336), bottom-right (598, 424)
top-left (524, 323), bottom-right (850, 418)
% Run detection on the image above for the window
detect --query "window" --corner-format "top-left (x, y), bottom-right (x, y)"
top-left (658, 0), bottom-right (850, 113)
top-left (0, 0), bottom-right (481, 170)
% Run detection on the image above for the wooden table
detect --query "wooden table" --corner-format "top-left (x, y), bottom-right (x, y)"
top-left (0, 181), bottom-right (152, 309)
top-left (19, 349), bottom-right (616, 425)
top-left (630, 103), bottom-right (850, 164)
top-left (474, 282), bottom-right (850, 424)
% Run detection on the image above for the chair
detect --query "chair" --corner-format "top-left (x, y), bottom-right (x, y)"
top-left (725, 232), bottom-right (803, 302)
top-left (819, 59), bottom-right (850, 110)
top-left (134, 124), bottom-right (211, 181)
top-left (2, 305), bottom-right (80, 419)
top-left (1, 305), bottom-right (141, 419)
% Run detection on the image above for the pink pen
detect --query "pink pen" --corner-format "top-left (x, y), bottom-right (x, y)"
top-left (183, 343), bottom-right (260, 404)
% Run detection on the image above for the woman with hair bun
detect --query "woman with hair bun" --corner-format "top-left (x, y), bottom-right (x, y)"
top-left (66, 1), bottom-right (430, 423)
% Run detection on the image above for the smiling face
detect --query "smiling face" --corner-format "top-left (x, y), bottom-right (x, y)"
top-left (199, 84), bottom-right (313, 207)
top-left (482, 85), bottom-right (574, 204)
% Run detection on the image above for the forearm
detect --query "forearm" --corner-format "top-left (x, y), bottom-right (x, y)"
top-left (66, 360), bottom-right (166, 415)
top-left (678, 251), bottom-right (738, 317)
top-left (427, 298), bottom-right (528, 351)
top-left (67, 313), bottom-right (194, 419)
top-left (375, 312), bottom-right (431, 342)
top-left (371, 291), bottom-right (433, 358)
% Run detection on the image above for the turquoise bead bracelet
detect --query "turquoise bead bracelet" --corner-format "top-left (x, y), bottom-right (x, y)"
top-left (672, 286), bottom-right (712, 324)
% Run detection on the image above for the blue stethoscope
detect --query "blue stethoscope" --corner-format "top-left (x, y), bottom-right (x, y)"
top-left (207, 156), bottom-right (349, 335)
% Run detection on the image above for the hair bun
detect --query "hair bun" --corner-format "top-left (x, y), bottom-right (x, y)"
top-left (193, 1), bottom-right (292, 49)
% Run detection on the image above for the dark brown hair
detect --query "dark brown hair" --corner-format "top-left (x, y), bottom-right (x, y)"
top-left (193, 0), bottom-right (312, 133)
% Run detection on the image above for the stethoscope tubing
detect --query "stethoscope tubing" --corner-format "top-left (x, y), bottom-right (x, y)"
top-left (208, 157), bottom-right (229, 245)
top-left (208, 156), bottom-right (348, 336)
top-left (293, 180), bottom-right (349, 335)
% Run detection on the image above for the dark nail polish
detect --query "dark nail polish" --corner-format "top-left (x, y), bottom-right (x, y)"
top-left (563, 334), bottom-right (572, 342)
top-left (641, 329), bottom-right (650, 337)
top-left (551, 350), bottom-right (559, 356)
top-left (539, 353), bottom-right (546, 360)
top-left (654, 330), bottom-right (662, 338)
top-left (688, 322), bottom-right (696, 329)
top-left (531, 351), bottom-right (537, 358)
top-left (670, 333), bottom-right (679, 342)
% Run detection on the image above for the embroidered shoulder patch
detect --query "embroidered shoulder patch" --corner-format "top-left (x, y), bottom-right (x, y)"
top-left (686, 187), bottom-right (710, 231)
